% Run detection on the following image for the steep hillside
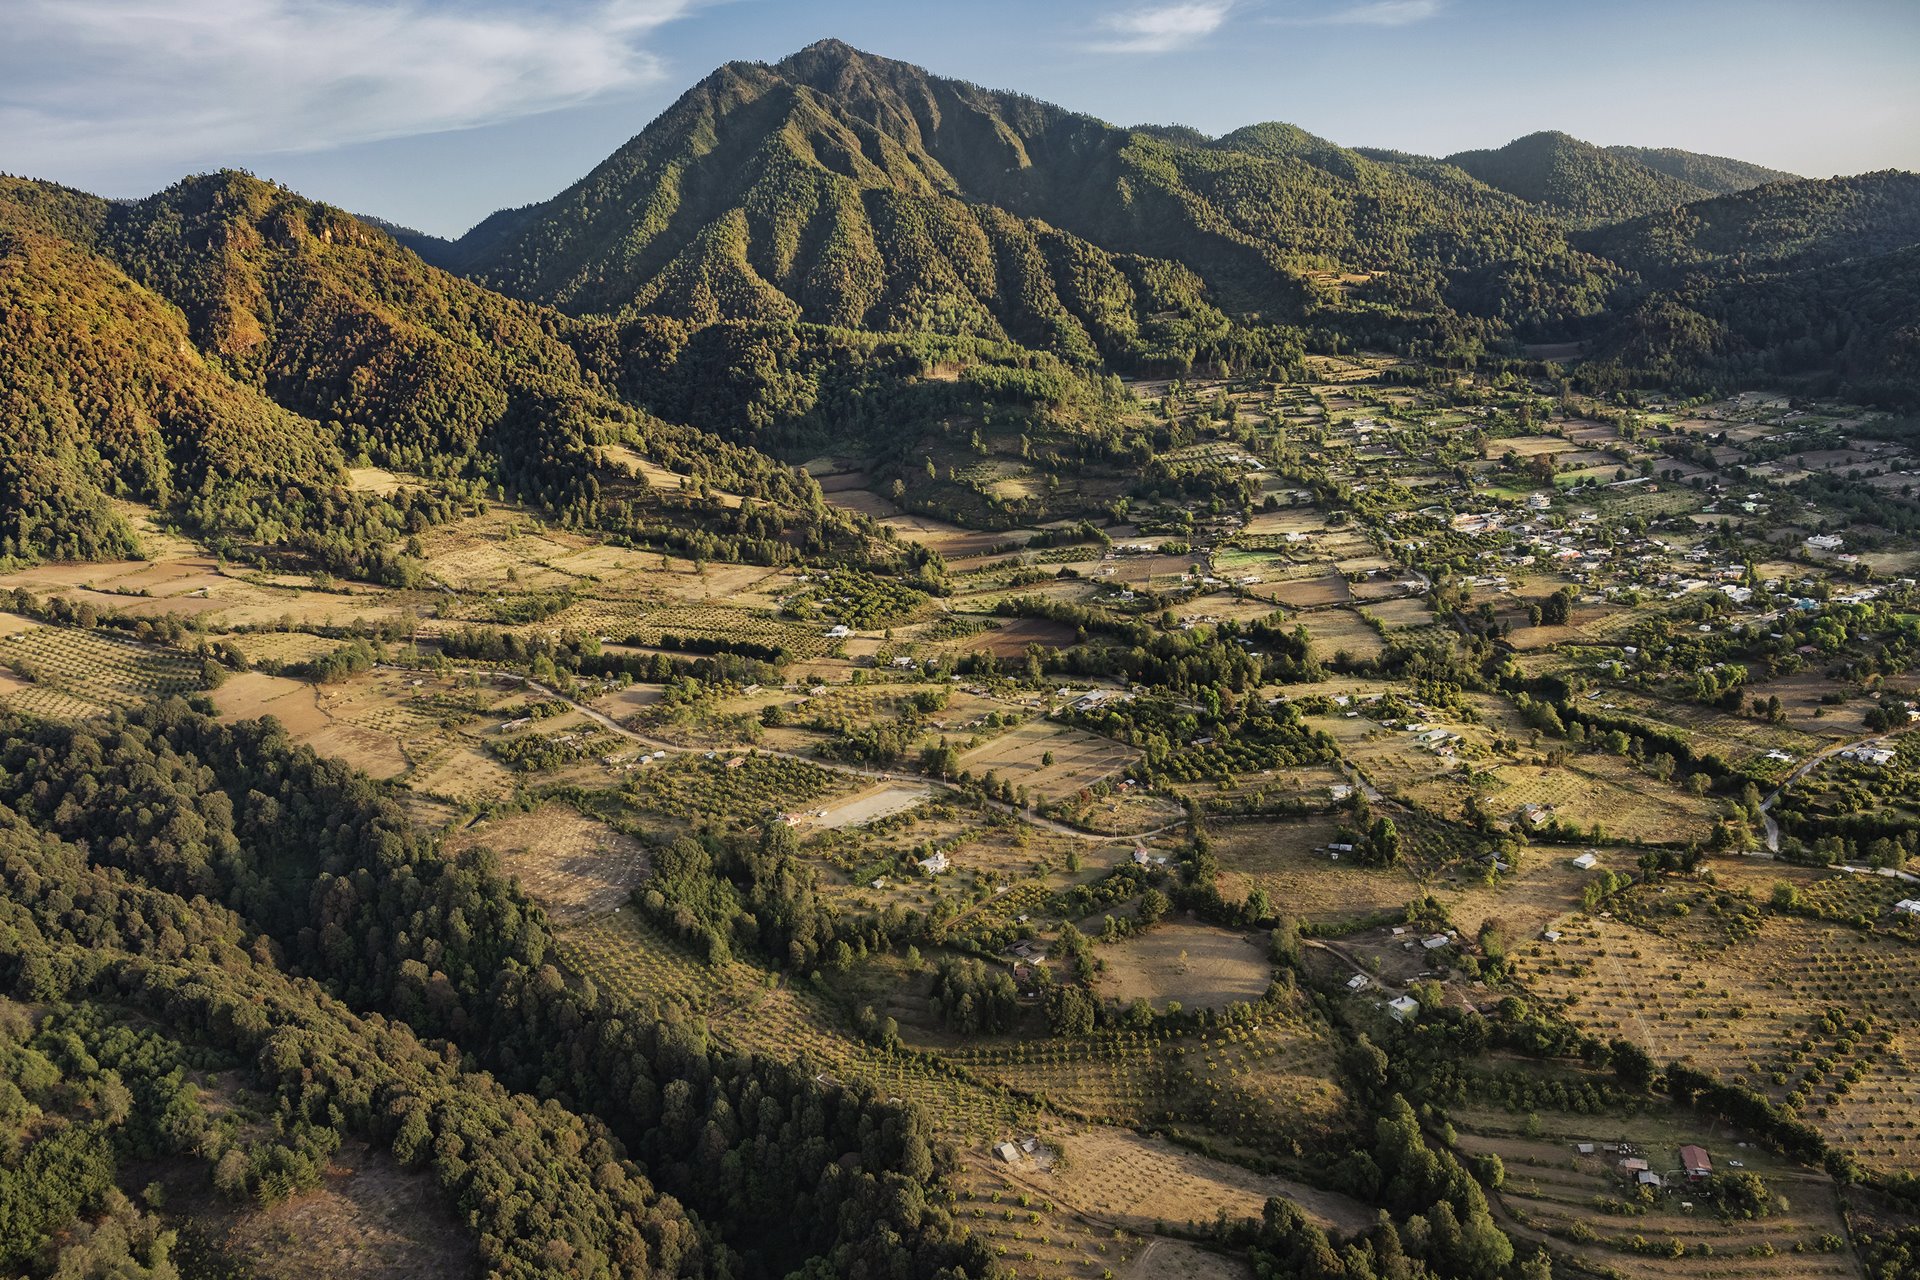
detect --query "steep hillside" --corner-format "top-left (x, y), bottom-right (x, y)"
top-left (0, 172), bottom-right (907, 571)
top-left (446, 41), bottom-right (1620, 358)
top-left (1442, 131), bottom-right (1712, 223)
top-left (1605, 144), bottom-right (1797, 195)
top-left (1579, 170), bottom-right (1920, 284)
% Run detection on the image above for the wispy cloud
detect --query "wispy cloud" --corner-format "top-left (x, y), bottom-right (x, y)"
top-left (1089, 1), bottom-right (1233, 53)
top-left (0, 0), bottom-right (697, 182)
top-left (1277, 0), bottom-right (1441, 26)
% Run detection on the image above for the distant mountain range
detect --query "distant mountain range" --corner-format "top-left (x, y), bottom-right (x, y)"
top-left (3, 39), bottom-right (1917, 565)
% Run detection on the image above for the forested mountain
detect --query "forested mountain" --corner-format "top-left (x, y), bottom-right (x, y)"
top-left (432, 40), bottom-right (1919, 408)
top-left (0, 699), bottom-right (986, 1279)
top-left (441, 40), bottom-right (1625, 359)
top-left (1441, 131), bottom-right (1718, 224)
top-left (1603, 144), bottom-right (1796, 195)
top-left (0, 171), bottom-right (924, 570)
top-left (5, 37), bottom-right (1920, 576)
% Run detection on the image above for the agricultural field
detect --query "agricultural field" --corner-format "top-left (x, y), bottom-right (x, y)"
top-left (955, 719), bottom-right (1139, 801)
top-left (14, 357), bottom-right (1920, 1280)
top-left (1091, 922), bottom-right (1274, 1011)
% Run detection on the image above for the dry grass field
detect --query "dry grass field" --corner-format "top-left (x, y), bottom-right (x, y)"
top-left (1031, 1127), bottom-right (1372, 1237)
top-left (217, 1142), bottom-right (476, 1280)
top-left (1124, 1240), bottom-right (1253, 1280)
top-left (957, 719), bottom-right (1139, 800)
top-left (1212, 816), bottom-right (1416, 925)
top-left (454, 803), bottom-right (651, 921)
top-left (1484, 757), bottom-right (1721, 845)
top-left (1300, 608), bottom-right (1386, 664)
top-left (1092, 923), bottom-right (1273, 1011)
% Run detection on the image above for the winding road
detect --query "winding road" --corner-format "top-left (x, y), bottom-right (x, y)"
top-left (1756, 726), bottom-right (1913, 853)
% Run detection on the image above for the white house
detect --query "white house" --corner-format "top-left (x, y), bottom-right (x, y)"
top-left (1571, 853), bottom-right (1599, 871)
top-left (919, 851), bottom-right (952, 875)
top-left (1388, 995), bottom-right (1420, 1022)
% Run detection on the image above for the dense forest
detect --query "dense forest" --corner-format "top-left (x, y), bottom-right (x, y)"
top-left (0, 699), bottom-right (989, 1279)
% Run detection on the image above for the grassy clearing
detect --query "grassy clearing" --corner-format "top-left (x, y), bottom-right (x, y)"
top-left (955, 719), bottom-right (1138, 801)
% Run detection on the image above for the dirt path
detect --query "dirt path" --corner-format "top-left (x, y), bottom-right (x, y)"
top-left (443, 668), bottom-right (1189, 846)
top-left (1758, 725), bottom-right (1914, 852)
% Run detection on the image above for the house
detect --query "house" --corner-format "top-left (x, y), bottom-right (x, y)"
top-left (1571, 853), bottom-right (1599, 871)
top-left (1895, 899), bottom-right (1920, 915)
top-left (1388, 995), bottom-right (1420, 1021)
top-left (1346, 974), bottom-right (1370, 991)
top-left (1680, 1145), bottom-right (1712, 1179)
top-left (1844, 746), bottom-right (1897, 767)
top-left (993, 1142), bottom-right (1022, 1163)
top-left (919, 851), bottom-right (952, 875)
top-left (1804, 534), bottom-right (1845, 553)
top-left (826, 624), bottom-right (852, 638)
top-left (1420, 934), bottom-right (1451, 950)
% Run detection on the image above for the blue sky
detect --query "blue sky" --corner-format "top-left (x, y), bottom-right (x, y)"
top-left (4, 0), bottom-right (1916, 237)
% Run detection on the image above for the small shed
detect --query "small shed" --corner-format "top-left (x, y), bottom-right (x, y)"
top-left (1571, 853), bottom-right (1599, 871)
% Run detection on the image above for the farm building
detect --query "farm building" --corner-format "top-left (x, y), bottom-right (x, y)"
top-left (1843, 745), bottom-right (1897, 767)
top-left (1680, 1145), bottom-right (1712, 1179)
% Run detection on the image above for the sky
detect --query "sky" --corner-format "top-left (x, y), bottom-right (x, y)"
top-left (4, 0), bottom-right (1917, 238)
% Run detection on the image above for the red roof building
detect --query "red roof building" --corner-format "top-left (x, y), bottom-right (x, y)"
top-left (1680, 1145), bottom-right (1712, 1179)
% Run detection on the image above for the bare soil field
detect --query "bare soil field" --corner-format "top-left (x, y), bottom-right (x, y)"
top-left (212, 669), bottom-right (474, 783)
top-left (808, 783), bottom-right (934, 830)
top-left (1258, 574), bottom-right (1349, 609)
